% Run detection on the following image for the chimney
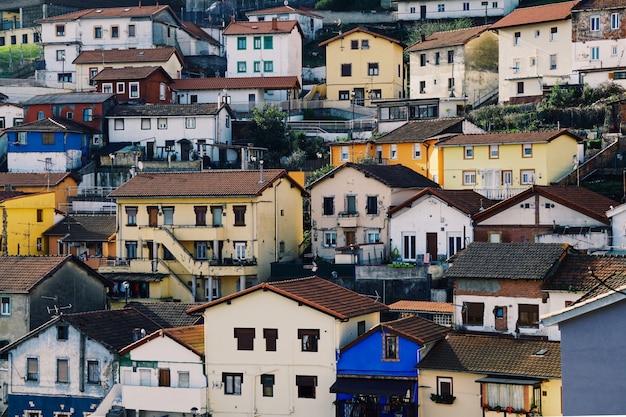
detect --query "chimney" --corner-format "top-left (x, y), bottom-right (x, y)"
top-left (231, 15), bottom-right (235, 24)
top-left (272, 17), bottom-right (278, 30)
top-left (4, 184), bottom-right (11, 192)
top-left (420, 34), bottom-right (426, 42)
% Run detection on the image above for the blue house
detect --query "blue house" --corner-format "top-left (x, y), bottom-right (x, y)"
top-left (331, 316), bottom-right (449, 417)
top-left (3, 118), bottom-right (98, 172)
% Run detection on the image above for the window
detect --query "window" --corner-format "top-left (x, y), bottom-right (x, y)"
top-left (254, 36), bottom-right (261, 49)
top-left (114, 118), bottom-right (124, 130)
top-left (358, 321), bottom-right (366, 335)
top-left (438, 4), bottom-right (445, 12)
top-left (463, 2), bottom-right (470, 10)
top-left (194, 206), bottom-right (207, 226)
top-left (520, 169), bottom-right (535, 185)
top-left (87, 360), bottom-right (100, 384)
top-left (591, 47), bottom-right (599, 61)
top-left (223, 373), bottom-right (243, 395)
top-left (94, 27), bottom-right (102, 38)
top-left (366, 196), bottom-right (378, 215)
top-left (410, 6), bottom-right (416, 13)
top-left (0, 117), bottom-right (4, 129)
top-left (550, 27), bottom-right (557, 41)
top-left (492, 1), bottom-right (498, 7)
top-left (420, 54), bottom-right (427, 67)
top-left (264, 36), bottom-right (273, 49)
top-left (368, 62), bottom-right (379, 76)
top-left (185, 117), bottom-right (196, 129)
top-left (299, 329), bottom-right (319, 352)
top-left (141, 118), bottom-right (151, 130)
top-left (56, 359), bottom-right (69, 383)
top-left (195, 242), bottom-right (208, 259)
top-left (351, 40), bottom-right (359, 50)
top-left (383, 334), bottom-right (398, 360)
top-left (485, 383), bottom-right (524, 410)
top-left (1, 296), bottom-right (10, 316)
top-left (463, 302), bottom-right (484, 325)
top-left (263, 61), bottom-right (274, 72)
top-left (9, 35), bottom-right (15, 45)
top-left (126, 206), bottom-right (138, 226)
top-left (237, 37), bottom-right (247, 49)
top-left (464, 146), bottom-right (473, 159)
top-left (448, 77), bottom-right (455, 90)
top-left (611, 13), bottom-right (620, 30)
top-left (370, 89), bottom-right (381, 99)
top-left (56, 49), bottom-right (66, 62)
top-left (157, 118), bottom-right (168, 129)
top-left (233, 205), bottom-right (246, 226)
top-left (447, 50), bottom-right (454, 63)
top-left (339, 90), bottom-right (350, 100)
top-left (490, 145), bottom-right (499, 159)
top-left (17, 132), bottom-right (27, 145)
top-left (253, 61), bottom-right (261, 72)
top-left (324, 232), bottom-right (337, 247)
top-left (517, 81), bottom-right (524, 94)
top-left (390, 144), bottom-right (398, 160)
top-left (42, 132), bottom-right (54, 145)
top-left (58, 73), bottom-right (72, 83)
top-left (178, 371), bottom-right (190, 388)
top-left (125, 241), bottom-right (138, 259)
top-left (234, 328), bottom-right (255, 350)
top-left (502, 170), bottom-right (513, 186)
top-left (101, 83), bottom-right (113, 94)
top-left (514, 32), bottom-right (520, 45)
top-left (550, 54), bottom-right (557, 70)
top-left (341, 64), bottom-right (352, 77)
top-left (129, 82), bottom-right (139, 98)
top-left (437, 376), bottom-right (453, 398)
top-left (590, 15), bottom-right (600, 31)
top-left (235, 242), bottom-right (246, 259)
top-left (116, 82), bottom-right (125, 94)
top-left (27, 358), bottom-right (39, 381)
top-left (612, 45), bottom-right (619, 57)
top-left (22, 33), bottom-right (28, 43)
top-left (237, 61), bottom-right (246, 73)
top-left (56, 24), bottom-right (65, 36)
top-left (159, 83), bottom-right (166, 100)
top-left (261, 374), bottom-right (275, 397)
top-left (403, 233), bottom-right (416, 261)
top-left (518, 304), bottom-right (539, 327)
top-left (419, 81), bottom-right (426, 94)
top-left (434, 52), bottom-right (440, 65)
top-left (111, 26), bottom-right (119, 38)
top-left (463, 171), bottom-right (476, 186)
top-left (512, 59), bottom-right (520, 73)
top-left (128, 24), bottom-right (136, 37)
top-left (341, 146), bottom-right (349, 161)
top-left (368, 232), bottom-right (380, 243)
top-left (323, 197), bottom-right (334, 215)
top-left (522, 143), bottom-right (532, 157)
top-left (263, 328), bottom-right (278, 351)
top-left (57, 325), bottom-right (68, 340)
top-left (139, 369), bottom-right (150, 386)
top-left (346, 195), bottom-right (357, 214)
top-left (296, 375), bottom-right (317, 398)
top-left (361, 39), bottom-right (369, 49)
top-left (529, 56), bottom-right (536, 67)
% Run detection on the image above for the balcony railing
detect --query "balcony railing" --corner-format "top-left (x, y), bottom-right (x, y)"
top-left (473, 187), bottom-right (527, 201)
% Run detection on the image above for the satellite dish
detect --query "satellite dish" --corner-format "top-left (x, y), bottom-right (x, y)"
top-left (284, 0), bottom-right (288, 5)
top-left (137, 161), bottom-right (144, 171)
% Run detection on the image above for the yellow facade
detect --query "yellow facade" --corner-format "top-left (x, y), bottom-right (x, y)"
top-left (0, 192), bottom-right (56, 256)
top-left (321, 28), bottom-right (406, 104)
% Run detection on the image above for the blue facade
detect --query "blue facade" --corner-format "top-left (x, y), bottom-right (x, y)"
top-left (8, 393), bottom-right (102, 417)
top-left (7, 131), bottom-right (87, 154)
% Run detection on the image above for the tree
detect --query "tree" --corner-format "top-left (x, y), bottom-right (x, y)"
top-left (248, 105), bottom-right (290, 168)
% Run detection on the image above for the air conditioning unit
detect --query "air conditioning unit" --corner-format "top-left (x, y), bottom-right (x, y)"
top-left (92, 134), bottom-right (102, 145)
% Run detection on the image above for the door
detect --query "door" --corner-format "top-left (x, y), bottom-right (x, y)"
top-left (420, 5), bottom-right (427, 19)
top-left (158, 368), bottom-right (171, 387)
top-left (147, 206), bottom-right (158, 227)
top-left (146, 141), bottom-right (155, 160)
top-left (447, 233), bottom-right (462, 258)
top-left (353, 88), bottom-right (365, 106)
top-left (345, 231), bottom-right (356, 246)
top-left (426, 233), bottom-right (438, 263)
top-left (180, 140), bottom-right (191, 161)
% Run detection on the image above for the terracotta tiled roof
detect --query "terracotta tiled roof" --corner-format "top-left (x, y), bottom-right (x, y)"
top-left (443, 242), bottom-right (569, 281)
top-left (319, 26), bottom-right (405, 47)
top-left (73, 48), bottom-right (181, 65)
top-left (92, 66), bottom-right (172, 82)
top-left (389, 188), bottom-right (498, 216)
top-left (119, 324), bottom-right (204, 356)
top-left (171, 76), bottom-right (301, 91)
top-left (61, 309), bottom-right (163, 352)
top-left (246, 5), bottom-right (323, 18)
top-left (188, 276), bottom-right (389, 319)
top-left (43, 214), bottom-right (115, 242)
top-left (4, 118), bottom-right (99, 134)
top-left (373, 118), bottom-right (465, 144)
top-left (382, 315), bottom-right (450, 344)
top-left (21, 92), bottom-right (115, 105)
top-left (107, 103), bottom-right (222, 117)
top-left (405, 25), bottom-right (491, 52)
top-left (37, 5), bottom-right (173, 22)
top-left (0, 191), bottom-right (26, 202)
top-left (125, 301), bottom-right (204, 327)
top-left (0, 256), bottom-right (74, 292)
top-left (543, 253), bottom-right (626, 292)
top-left (223, 19), bottom-right (302, 36)
top-left (388, 300), bottom-right (455, 314)
top-left (572, 0), bottom-right (625, 10)
top-left (418, 333), bottom-right (561, 379)
top-left (310, 163), bottom-right (439, 189)
top-left (437, 129), bottom-right (581, 146)
top-left (109, 170), bottom-right (307, 198)
top-left (490, 1), bottom-right (578, 29)
top-left (572, 271), bottom-right (626, 303)
top-left (180, 20), bottom-right (221, 45)
top-left (0, 172), bottom-right (79, 188)
top-left (473, 186), bottom-right (618, 225)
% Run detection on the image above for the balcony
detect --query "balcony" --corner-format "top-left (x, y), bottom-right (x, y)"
top-left (99, 257), bottom-right (258, 277)
top-left (473, 187), bottom-right (527, 201)
top-left (337, 212), bottom-right (359, 228)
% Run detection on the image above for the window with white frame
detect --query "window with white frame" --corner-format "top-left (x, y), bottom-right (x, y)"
top-left (368, 231), bottom-right (380, 243)
top-left (550, 27), bottom-right (557, 41)
top-left (1, 296), bottom-right (10, 316)
top-left (438, 4), bottom-right (444, 12)
top-left (502, 170), bottom-right (512, 186)
top-left (612, 45), bottom-right (618, 56)
top-left (611, 13), bottom-right (620, 30)
top-left (159, 83), bottom-right (166, 100)
top-left (513, 32), bottom-right (520, 45)
top-left (550, 54), bottom-right (557, 70)
top-left (235, 242), bottom-right (246, 259)
top-left (141, 118), bottom-right (151, 130)
top-left (463, 171), bottom-right (476, 185)
top-left (340, 146), bottom-right (349, 161)
top-left (185, 117), bottom-right (196, 129)
top-left (520, 169), bottom-right (535, 185)
top-left (129, 82), bottom-right (139, 98)
top-left (402, 233), bottom-right (416, 261)
top-left (485, 383), bottom-right (524, 410)
top-left (512, 59), bottom-right (520, 73)
top-left (413, 143), bottom-right (422, 159)
top-left (368, 62), bottom-right (379, 76)
top-left (437, 376), bottom-right (453, 398)
top-left (590, 15), bottom-right (600, 31)
top-left (114, 118), bottom-right (124, 130)
top-left (490, 145), bottom-right (499, 158)
top-left (463, 2), bottom-right (469, 10)
top-left (157, 118), bottom-right (168, 129)
top-left (591, 47), bottom-right (599, 61)
top-left (390, 144), bottom-right (398, 160)
top-left (178, 371), bottom-right (190, 388)
top-left (324, 232), bottom-right (337, 247)
top-left (522, 143), bottom-right (532, 157)
top-left (102, 83), bottom-right (113, 93)
top-left (464, 146), bottom-right (473, 159)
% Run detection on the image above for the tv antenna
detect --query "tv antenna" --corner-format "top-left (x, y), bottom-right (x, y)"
top-left (42, 295), bottom-right (73, 315)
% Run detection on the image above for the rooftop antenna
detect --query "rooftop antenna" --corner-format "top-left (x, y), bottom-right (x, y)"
top-left (42, 295), bottom-right (72, 315)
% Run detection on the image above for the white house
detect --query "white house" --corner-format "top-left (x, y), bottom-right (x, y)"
top-left (222, 18), bottom-right (303, 99)
top-left (388, 188), bottom-right (498, 264)
top-left (106, 103), bottom-right (236, 165)
top-left (245, 5), bottom-right (323, 41)
top-left (93, 326), bottom-right (207, 417)
top-left (395, 0), bottom-right (519, 21)
top-left (606, 203), bottom-right (626, 250)
top-left (187, 276), bottom-right (388, 417)
top-left (0, 102), bottom-right (23, 129)
top-left (490, 1), bottom-right (578, 104)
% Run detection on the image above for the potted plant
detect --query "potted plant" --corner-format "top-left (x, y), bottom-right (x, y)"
top-left (430, 393), bottom-right (456, 404)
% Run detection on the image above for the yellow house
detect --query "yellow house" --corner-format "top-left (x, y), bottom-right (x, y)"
top-left (102, 169), bottom-right (307, 303)
top-left (0, 172), bottom-right (80, 212)
top-left (418, 334), bottom-right (562, 417)
top-left (319, 27), bottom-right (406, 105)
top-left (0, 191), bottom-right (57, 256)
top-left (437, 129), bottom-right (582, 197)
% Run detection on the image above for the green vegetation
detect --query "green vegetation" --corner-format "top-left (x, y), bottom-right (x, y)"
top-left (0, 44), bottom-right (42, 77)
top-left (315, 0), bottom-right (380, 11)
top-left (406, 17), bottom-right (474, 46)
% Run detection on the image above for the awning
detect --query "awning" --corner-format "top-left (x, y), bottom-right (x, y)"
top-left (330, 377), bottom-right (414, 396)
top-left (475, 377), bottom-right (542, 385)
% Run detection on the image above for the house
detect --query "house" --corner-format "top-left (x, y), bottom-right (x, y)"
top-left (387, 300), bottom-right (454, 326)
top-left (417, 333), bottom-right (561, 417)
top-left (395, 0), bottom-right (519, 21)
top-left (93, 325), bottom-right (207, 417)
top-left (606, 203), bottom-right (626, 249)
top-left (570, 0), bottom-right (626, 88)
top-left (405, 26), bottom-right (498, 110)
top-left (0, 308), bottom-right (162, 417)
top-left (4, 117), bottom-right (98, 172)
top-left (102, 169), bottom-right (307, 301)
top-left (0, 191), bottom-right (59, 255)
top-left (123, 301), bottom-right (204, 327)
top-left (319, 27), bottom-right (406, 105)
top-left (444, 242), bottom-right (570, 338)
top-left (388, 188), bottom-right (498, 263)
top-left (308, 163), bottom-right (439, 264)
top-left (105, 103), bottom-right (235, 166)
top-left (92, 66), bottom-right (174, 104)
top-left (472, 185), bottom-right (618, 249)
top-left (245, 5), bottom-right (323, 40)
top-left (186, 276), bottom-right (389, 417)
top-left (0, 172), bottom-right (80, 212)
top-left (490, 1), bottom-right (579, 104)
top-left (0, 255), bottom-right (110, 344)
top-left (541, 274), bottom-right (626, 416)
top-left (73, 47), bottom-right (184, 92)
top-left (436, 129), bottom-right (583, 196)
top-left (36, 5), bottom-right (183, 89)
top-left (176, 19), bottom-right (224, 76)
top-left (223, 18), bottom-right (303, 99)
top-left (0, 102), bottom-right (24, 129)
top-left (43, 214), bottom-right (116, 269)
top-left (332, 315), bottom-right (449, 417)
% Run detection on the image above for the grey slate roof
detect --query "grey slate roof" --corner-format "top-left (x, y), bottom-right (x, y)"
top-left (107, 103), bottom-right (222, 117)
top-left (43, 214), bottom-right (115, 242)
top-left (125, 301), bottom-right (204, 327)
top-left (310, 163), bottom-right (439, 189)
top-left (389, 188), bottom-right (498, 216)
top-left (5, 118), bottom-right (99, 134)
top-left (443, 242), bottom-right (568, 281)
top-left (21, 92), bottom-right (115, 105)
top-left (375, 118), bottom-right (465, 144)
